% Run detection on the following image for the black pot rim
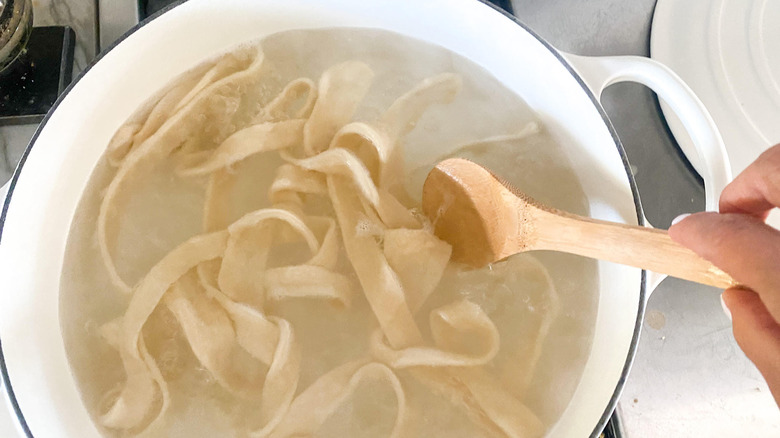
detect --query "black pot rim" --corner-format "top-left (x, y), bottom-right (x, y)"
top-left (0, 1), bottom-right (647, 437)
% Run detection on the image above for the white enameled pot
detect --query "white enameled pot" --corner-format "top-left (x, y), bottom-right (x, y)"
top-left (0, 0), bottom-right (731, 437)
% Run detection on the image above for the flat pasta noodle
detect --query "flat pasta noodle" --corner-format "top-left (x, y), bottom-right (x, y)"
top-left (191, 260), bottom-right (308, 435)
top-left (450, 368), bottom-right (545, 438)
top-left (99, 317), bottom-right (123, 351)
top-left (105, 124), bottom-right (142, 168)
top-left (496, 255), bottom-right (561, 395)
top-left (269, 163), bottom-right (328, 197)
top-left (101, 231), bottom-right (228, 431)
top-left (408, 367), bottom-right (543, 438)
top-left (176, 119), bottom-right (306, 177)
top-left (198, 78), bottom-right (319, 232)
top-left (381, 73), bottom-right (462, 140)
top-left (383, 228), bottom-right (452, 313)
top-left (303, 61), bottom-right (375, 156)
top-left (408, 121), bottom-right (543, 183)
top-left (283, 147), bottom-right (380, 205)
top-left (202, 169), bottom-right (237, 232)
top-left (196, 261), bottom-right (303, 435)
top-left (163, 272), bottom-right (266, 398)
top-left (368, 73), bottom-right (462, 199)
top-left (257, 77), bottom-right (318, 123)
top-left (284, 146), bottom-right (419, 230)
top-left (268, 163), bottom-right (328, 211)
top-left (269, 360), bottom-right (407, 438)
top-left (200, 260), bottom-right (280, 359)
top-left (242, 315), bottom-right (300, 436)
top-left (328, 175), bottom-right (424, 349)
top-left (105, 57), bottom-right (224, 166)
top-left (370, 299), bottom-right (500, 369)
top-left (336, 131), bottom-right (423, 227)
top-left (97, 47), bottom-right (265, 294)
top-left (172, 50), bottom-right (256, 113)
top-left (303, 217), bottom-right (341, 269)
top-left (264, 264), bottom-right (354, 307)
top-left (218, 208), bottom-right (319, 306)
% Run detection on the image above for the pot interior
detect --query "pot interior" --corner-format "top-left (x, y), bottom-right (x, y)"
top-left (0, 1), bottom-right (642, 437)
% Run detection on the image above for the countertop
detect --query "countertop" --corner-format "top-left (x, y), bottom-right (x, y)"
top-left (1, 0), bottom-right (778, 437)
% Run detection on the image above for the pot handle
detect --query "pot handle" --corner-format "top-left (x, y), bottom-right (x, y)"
top-left (561, 53), bottom-right (732, 212)
top-left (0, 182), bottom-right (8, 210)
top-left (562, 53), bottom-right (732, 294)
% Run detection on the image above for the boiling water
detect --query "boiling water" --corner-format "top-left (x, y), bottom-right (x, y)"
top-left (60, 28), bottom-right (598, 437)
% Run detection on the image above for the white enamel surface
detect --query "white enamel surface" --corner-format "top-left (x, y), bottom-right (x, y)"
top-left (563, 53), bottom-right (731, 212)
top-left (0, 0), bottom-right (642, 436)
top-left (0, 380), bottom-right (22, 438)
top-left (562, 52), bottom-right (732, 297)
top-left (652, 0), bottom-right (780, 228)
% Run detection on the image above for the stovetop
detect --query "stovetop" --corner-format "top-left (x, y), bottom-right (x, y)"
top-left (2, 0), bottom-right (766, 437)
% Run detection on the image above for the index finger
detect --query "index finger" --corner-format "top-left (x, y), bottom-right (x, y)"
top-left (720, 144), bottom-right (780, 219)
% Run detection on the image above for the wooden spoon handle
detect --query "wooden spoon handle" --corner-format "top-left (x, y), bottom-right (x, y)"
top-left (530, 209), bottom-right (738, 289)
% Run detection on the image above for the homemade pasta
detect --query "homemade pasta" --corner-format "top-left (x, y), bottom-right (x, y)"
top-left (61, 28), bottom-right (597, 438)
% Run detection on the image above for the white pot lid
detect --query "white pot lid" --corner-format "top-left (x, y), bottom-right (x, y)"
top-left (651, 0), bottom-right (780, 227)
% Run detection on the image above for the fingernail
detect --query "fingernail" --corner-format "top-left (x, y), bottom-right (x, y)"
top-left (671, 213), bottom-right (691, 226)
top-left (720, 293), bottom-right (732, 321)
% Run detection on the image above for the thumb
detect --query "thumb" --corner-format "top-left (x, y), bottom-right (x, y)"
top-left (669, 212), bottom-right (780, 321)
top-left (722, 287), bottom-right (780, 406)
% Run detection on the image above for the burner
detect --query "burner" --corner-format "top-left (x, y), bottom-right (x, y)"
top-left (0, 26), bottom-right (75, 125)
top-left (0, 0), bottom-right (34, 72)
top-left (1, 0), bottom-right (75, 125)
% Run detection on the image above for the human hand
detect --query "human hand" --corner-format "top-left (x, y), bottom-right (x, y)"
top-left (669, 144), bottom-right (780, 406)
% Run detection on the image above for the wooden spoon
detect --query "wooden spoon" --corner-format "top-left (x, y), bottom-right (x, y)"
top-left (422, 158), bottom-right (737, 289)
